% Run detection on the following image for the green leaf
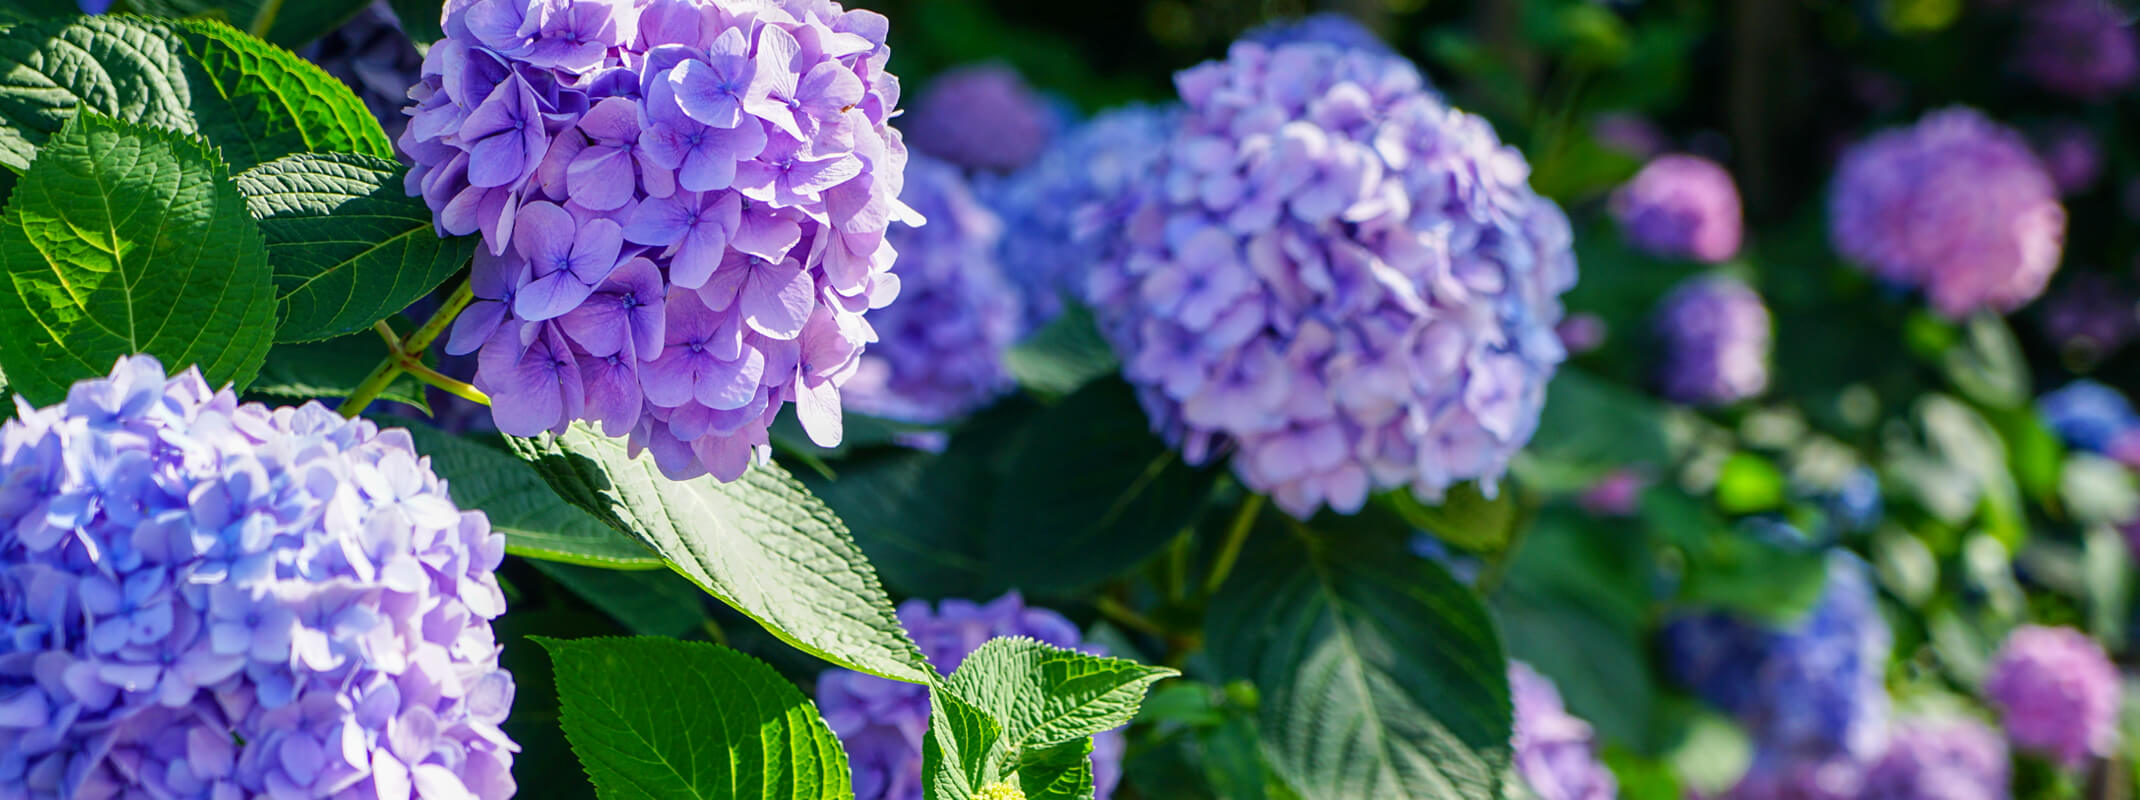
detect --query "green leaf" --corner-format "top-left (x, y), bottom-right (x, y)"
top-left (984, 378), bottom-right (1218, 594)
top-left (1207, 529), bottom-right (1512, 800)
top-left (234, 152), bottom-right (473, 342)
top-left (1004, 303), bottom-right (1117, 396)
top-left (0, 113), bottom-right (274, 404)
top-left (250, 330), bottom-right (429, 411)
top-left (801, 446), bottom-right (993, 596)
top-left (946, 637), bottom-right (1177, 748)
top-left (1523, 368), bottom-right (1673, 488)
top-left (926, 687), bottom-right (1007, 800)
top-left (386, 0), bottom-right (446, 44)
top-left (507, 423), bottom-right (932, 684)
top-left (0, 0), bottom-right (79, 24)
top-left (395, 421), bottom-right (663, 568)
top-left (1016, 739), bottom-right (1098, 800)
top-left (0, 16), bottom-right (388, 174)
top-left (527, 559), bottom-right (709, 639)
top-left (1941, 313), bottom-right (2029, 410)
top-left (1383, 482), bottom-right (1519, 552)
top-left (536, 636), bottom-right (851, 800)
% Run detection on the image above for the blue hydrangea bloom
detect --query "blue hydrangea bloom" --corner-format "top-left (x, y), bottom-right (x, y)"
top-left (1860, 716), bottom-right (2009, 800)
top-left (1664, 552), bottom-right (1891, 766)
top-left (2038, 380), bottom-right (2140, 454)
top-left (1510, 661), bottom-right (1617, 800)
top-left (815, 594), bottom-right (1124, 800)
top-left (406, 0), bottom-right (916, 481)
top-left (902, 64), bottom-right (1064, 174)
top-left (1241, 13), bottom-right (1391, 54)
top-left (986, 105), bottom-right (1177, 325)
top-left (0, 356), bottom-right (515, 798)
top-left (1654, 275), bottom-right (1771, 407)
top-left (843, 156), bottom-right (1022, 423)
top-left (1086, 38), bottom-right (1577, 518)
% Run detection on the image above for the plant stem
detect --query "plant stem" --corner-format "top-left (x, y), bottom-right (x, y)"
top-left (1201, 494), bottom-right (1265, 597)
top-left (337, 280), bottom-right (477, 419)
top-left (248, 0), bottom-right (288, 39)
top-left (1093, 595), bottom-right (1168, 639)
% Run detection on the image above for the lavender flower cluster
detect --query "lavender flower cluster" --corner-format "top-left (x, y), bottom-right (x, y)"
top-left (1086, 38), bottom-right (1577, 518)
top-left (901, 65), bottom-right (1061, 174)
top-left (1654, 275), bottom-right (1771, 407)
top-left (1611, 154), bottom-right (1743, 263)
top-left (842, 156), bottom-right (1022, 423)
top-left (1830, 108), bottom-right (2066, 319)
top-left (1985, 624), bottom-right (2122, 768)
top-left (1664, 553), bottom-right (1892, 773)
top-left (1241, 13), bottom-right (1392, 54)
top-left (0, 356), bottom-right (514, 798)
top-left (1510, 661), bottom-right (1617, 800)
top-left (1858, 716), bottom-right (2008, 800)
top-left (2014, 0), bottom-right (2139, 100)
top-left (814, 593), bottom-right (1124, 800)
top-left (403, 0), bottom-right (915, 481)
top-left (987, 105), bottom-right (1176, 324)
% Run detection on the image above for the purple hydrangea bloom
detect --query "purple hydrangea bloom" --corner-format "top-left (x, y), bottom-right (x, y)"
top-left (901, 64), bottom-right (1062, 174)
top-left (2036, 124), bottom-right (2103, 196)
top-left (2042, 274), bottom-right (2138, 360)
top-left (1241, 13), bottom-right (1391, 54)
top-left (2037, 380), bottom-right (2139, 454)
top-left (403, 0), bottom-right (917, 482)
top-left (815, 593), bottom-right (1125, 800)
top-left (842, 156), bottom-right (1021, 422)
top-left (1611, 154), bottom-right (1743, 263)
top-left (2015, 0), bottom-right (2140, 100)
top-left (1829, 108), bottom-right (2066, 319)
top-left (1086, 39), bottom-right (1577, 519)
top-left (1654, 275), bottom-right (1771, 407)
top-left (1664, 552), bottom-right (1891, 767)
top-left (1985, 624), bottom-right (2121, 768)
top-left (304, 2), bottom-right (424, 140)
top-left (1859, 716), bottom-right (2009, 800)
top-left (0, 356), bottom-right (515, 798)
top-left (986, 105), bottom-right (1177, 325)
top-left (1510, 661), bottom-right (1617, 800)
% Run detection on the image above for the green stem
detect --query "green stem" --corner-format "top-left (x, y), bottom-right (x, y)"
top-left (403, 360), bottom-right (490, 406)
top-left (1201, 494), bottom-right (1266, 597)
top-left (337, 280), bottom-right (476, 419)
top-left (248, 0), bottom-right (288, 39)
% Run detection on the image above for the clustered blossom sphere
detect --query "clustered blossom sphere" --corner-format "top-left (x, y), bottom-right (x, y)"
top-left (1087, 39), bottom-right (1577, 518)
top-left (1985, 624), bottom-right (2121, 768)
top-left (1654, 275), bottom-right (1771, 406)
top-left (1509, 661), bottom-right (1616, 800)
top-left (1859, 717), bottom-right (2008, 800)
top-left (815, 594), bottom-right (1124, 800)
top-left (901, 64), bottom-right (1059, 174)
top-left (404, 0), bottom-right (914, 481)
top-left (0, 356), bottom-right (515, 797)
top-left (2015, 0), bottom-right (2140, 100)
top-left (1664, 553), bottom-right (1891, 766)
top-left (842, 156), bottom-right (1021, 422)
top-left (988, 104), bottom-right (1176, 324)
top-left (1610, 154), bottom-right (1743, 263)
top-left (1829, 108), bottom-right (2066, 319)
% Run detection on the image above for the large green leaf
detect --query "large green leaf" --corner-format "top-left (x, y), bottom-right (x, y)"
top-left (926, 687), bottom-right (1008, 800)
top-left (946, 637), bottom-right (1176, 748)
top-left (0, 113), bottom-right (273, 403)
top-left (802, 446), bottom-right (993, 597)
top-left (984, 378), bottom-right (1217, 594)
top-left (1005, 303), bottom-right (1117, 397)
top-left (1207, 529), bottom-right (1512, 800)
top-left (537, 637), bottom-right (850, 800)
top-left (508, 423), bottom-right (932, 684)
top-left (396, 421), bottom-right (663, 568)
top-left (235, 152), bottom-right (472, 341)
top-left (0, 15), bottom-right (386, 174)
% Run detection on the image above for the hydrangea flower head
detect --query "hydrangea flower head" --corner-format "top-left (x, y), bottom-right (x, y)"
top-left (1654, 275), bottom-right (1770, 406)
top-left (1241, 13), bottom-right (1391, 53)
top-left (1510, 661), bottom-right (1617, 800)
top-left (0, 356), bottom-right (515, 798)
top-left (2037, 379), bottom-right (2139, 454)
top-left (987, 105), bottom-right (1177, 324)
top-left (2016, 0), bottom-right (2139, 100)
top-left (1664, 552), bottom-right (1891, 765)
top-left (1611, 154), bottom-right (1743, 263)
top-left (842, 156), bottom-right (1021, 422)
top-left (2037, 125), bottom-right (2103, 196)
top-left (1086, 39), bottom-right (1578, 518)
top-left (902, 64), bottom-right (1061, 174)
top-left (1985, 624), bottom-right (2120, 768)
top-left (403, 0), bottom-right (915, 481)
top-left (1829, 108), bottom-right (2066, 319)
top-left (815, 593), bottom-right (1124, 800)
top-left (1859, 716), bottom-right (2009, 800)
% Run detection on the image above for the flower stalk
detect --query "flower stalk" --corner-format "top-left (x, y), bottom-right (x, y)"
top-left (338, 280), bottom-right (482, 418)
